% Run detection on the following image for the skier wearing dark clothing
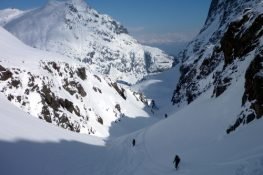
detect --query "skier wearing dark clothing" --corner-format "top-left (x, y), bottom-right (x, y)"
top-left (173, 155), bottom-right (181, 170)
top-left (132, 139), bottom-right (136, 147)
top-left (151, 100), bottom-right (156, 109)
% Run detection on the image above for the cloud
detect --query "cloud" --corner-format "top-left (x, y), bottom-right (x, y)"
top-left (130, 31), bottom-right (197, 44)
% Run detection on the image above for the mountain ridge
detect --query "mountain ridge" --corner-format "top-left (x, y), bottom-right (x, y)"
top-left (171, 0), bottom-right (263, 133)
top-left (1, 0), bottom-right (263, 175)
top-left (3, 0), bottom-right (173, 84)
top-left (0, 26), bottom-right (158, 138)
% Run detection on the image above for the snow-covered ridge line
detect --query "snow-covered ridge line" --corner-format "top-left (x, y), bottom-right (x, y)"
top-left (0, 8), bottom-right (25, 26)
top-left (3, 0), bottom-right (174, 84)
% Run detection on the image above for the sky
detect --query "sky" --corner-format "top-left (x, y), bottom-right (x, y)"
top-left (0, 0), bottom-right (212, 54)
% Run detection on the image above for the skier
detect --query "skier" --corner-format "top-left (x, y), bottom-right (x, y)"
top-left (151, 100), bottom-right (156, 109)
top-left (164, 113), bottom-right (168, 118)
top-left (132, 139), bottom-right (136, 147)
top-left (173, 154), bottom-right (181, 170)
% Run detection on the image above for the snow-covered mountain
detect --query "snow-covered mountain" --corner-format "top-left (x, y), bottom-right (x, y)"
top-left (3, 0), bottom-right (173, 84)
top-left (0, 26), bottom-right (158, 138)
top-left (1, 0), bottom-right (263, 175)
top-left (0, 8), bottom-right (25, 26)
top-left (171, 0), bottom-right (263, 133)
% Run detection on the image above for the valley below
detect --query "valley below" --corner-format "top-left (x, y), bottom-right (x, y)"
top-left (0, 0), bottom-right (263, 175)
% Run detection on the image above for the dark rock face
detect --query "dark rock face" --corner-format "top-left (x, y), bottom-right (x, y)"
top-left (243, 52), bottom-right (263, 108)
top-left (111, 82), bottom-right (126, 100)
top-left (92, 86), bottom-right (102, 93)
top-left (212, 74), bottom-right (232, 97)
top-left (227, 50), bottom-right (263, 134)
top-left (41, 85), bottom-right (60, 110)
top-left (76, 67), bottom-right (87, 80)
top-left (93, 75), bottom-right (102, 82)
top-left (212, 11), bottom-right (263, 98)
top-left (115, 104), bottom-right (121, 113)
top-left (172, 2), bottom-right (263, 106)
top-left (0, 65), bottom-right (12, 81)
top-left (41, 105), bottom-right (52, 123)
top-left (169, 0), bottom-right (263, 135)
top-left (110, 20), bottom-right (128, 35)
top-left (97, 116), bottom-right (103, 125)
top-left (41, 82), bottom-right (81, 132)
top-left (133, 91), bottom-right (148, 105)
top-left (76, 83), bottom-right (87, 97)
top-left (7, 94), bottom-right (14, 101)
top-left (171, 51), bottom-right (222, 105)
top-left (226, 115), bottom-right (244, 134)
top-left (0, 65), bottom-right (5, 72)
top-left (243, 51), bottom-right (263, 117)
top-left (172, 65), bottom-right (197, 105)
top-left (199, 49), bottom-right (222, 77)
top-left (10, 79), bottom-right (21, 88)
top-left (203, 0), bottom-right (261, 33)
top-left (221, 13), bottom-right (263, 66)
top-left (40, 85), bottom-right (83, 131)
top-left (41, 84), bottom-right (81, 117)
top-left (63, 79), bottom-right (87, 97)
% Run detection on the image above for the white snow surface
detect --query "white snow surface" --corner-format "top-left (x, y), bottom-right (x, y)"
top-left (132, 63), bottom-right (181, 116)
top-left (0, 8), bottom-right (25, 26)
top-left (0, 26), bottom-right (158, 138)
top-left (1, 60), bottom-right (263, 175)
top-left (3, 0), bottom-right (173, 84)
top-left (0, 26), bottom-right (262, 175)
top-left (0, 0), bottom-right (263, 174)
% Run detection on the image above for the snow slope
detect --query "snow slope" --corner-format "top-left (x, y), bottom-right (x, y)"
top-left (0, 26), bottom-right (262, 174)
top-left (142, 55), bottom-right (263, 175)
top-left (1, 60), bottom-right (263, 175)
top-left (131, 63), bottom-right (181, 117)
top-left (3, 0), bottom-right (173, 84)
top-left (1, 0), bottom-right (263, 174)
top-left (0, 26), bottom-right (158, 138)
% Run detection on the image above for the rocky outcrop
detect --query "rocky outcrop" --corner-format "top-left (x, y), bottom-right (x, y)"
top-left (63, 79), bottom-right (87, 97)
top-left (133, 91), bottom-right (149, 105)
top-left (0, 65), bottom-right (12, 81)
top-left (170, 0), bottom-right (263, 134)
top-left (111, 82), bottom-right (126, 100)
top-left (227, 50), bottom-right (263, 134)
top-left (76, 67), bottom-right (87, 80)
top-left (0, 60), bottom-right (152, 136)
top-left (171, 0), bottom-right (263, 107)
top-left (243, 51), bottom-right (263, 116)
top-left (221, 13), bottom-right (263, 65)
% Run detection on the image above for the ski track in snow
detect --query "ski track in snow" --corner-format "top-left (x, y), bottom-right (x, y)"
top-left (1, 0), bottom-right (263, 174)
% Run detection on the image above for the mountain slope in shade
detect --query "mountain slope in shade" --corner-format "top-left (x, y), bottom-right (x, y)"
top-left (171, 0), bottom-right (263, 133)
top-left (0, 26), bottom-right (158, 138)
top-left (3, 0), bottom-right (173, 84)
